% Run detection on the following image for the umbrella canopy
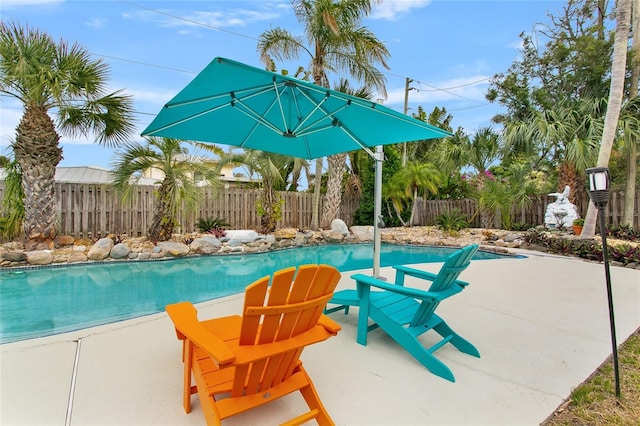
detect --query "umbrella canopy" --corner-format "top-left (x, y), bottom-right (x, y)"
top-left (142, 57), bottom-right (452, 276)
top-left (142, 57), bottom-right (450, 159)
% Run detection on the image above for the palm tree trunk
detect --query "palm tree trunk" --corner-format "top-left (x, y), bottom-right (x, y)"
top-left (310, 158), bottom-right (323, 230)
top-left (623, 3), bottom-right (639, 226)
top-left (321, 153), bottom-right (346, 228)
top-left (148, 183), bottom-right (175, 242)
top-left (408, 187), bottom-right (418, 226)
top-left (13, 105), bottom-right (62, 243)
top-left (582, 0), bottom-right (631, 238)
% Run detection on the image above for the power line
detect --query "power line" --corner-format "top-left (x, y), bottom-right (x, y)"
top-left (92, 53), bottom-right (196, 75)
top-left (118, 0), bottom-right (260, 41)
top-left (118, 0), bottom-right (487, 105)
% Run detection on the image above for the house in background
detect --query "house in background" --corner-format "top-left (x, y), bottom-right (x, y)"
top-left (1, 163), bottom-right (257, 188)
top-left (143, 156), bottom-right (257, 189)
top-left (55, 166), bottom-right (159, 185)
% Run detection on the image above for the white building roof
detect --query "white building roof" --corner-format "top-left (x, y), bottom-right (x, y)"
top-left (0, 166), bottom-right (159, 185)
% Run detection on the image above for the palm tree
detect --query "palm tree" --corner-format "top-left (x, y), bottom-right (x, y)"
top-left (382, 178), bottom-right (410, 227)
top-left (623, 4), bottom-right (640, 227)
top-left (433, 127), bottom-right (502, 177)
top-left (407, 106), bottom-right (454, 165)
top-left (620, 97), bottom-right (640, 226)
top-left (111, 137), bottom-right (220, 242)
top-left (582, 0), bottom-right (632, 237)
top-left (0, 148), bottom-right (24, 242)
top-left (502, 100), bottom-right (601, 204)
top-left (0, 22), bottom-right (135, 244)
top-left (218, 149), bottom-right (306, 233)
top-left (388, 161), bottom-right (441, 226)
top-left (320, 79), bottom-right (375, 227)
top-left (475, 163), bottom-right (537, 230)
top-left (258, 0), bottom-right (390, 230)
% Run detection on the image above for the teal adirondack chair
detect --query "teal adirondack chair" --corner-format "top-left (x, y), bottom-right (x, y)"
top-left (327, 244), bottom-right (480, 382)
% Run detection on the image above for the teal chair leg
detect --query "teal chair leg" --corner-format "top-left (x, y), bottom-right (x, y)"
top-left (372, 312), bottom-right (457, 382)
top-left (432, 318), bottom-right (480, 358)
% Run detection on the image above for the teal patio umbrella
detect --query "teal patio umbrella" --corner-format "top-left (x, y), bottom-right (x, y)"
top-left (142, 57), bottom-right (451, 276)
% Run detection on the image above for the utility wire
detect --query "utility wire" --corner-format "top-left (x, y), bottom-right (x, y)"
top-left (117, 0), bottom-right (486, 104)
top-left (118, 0), bottom-right (260, 41)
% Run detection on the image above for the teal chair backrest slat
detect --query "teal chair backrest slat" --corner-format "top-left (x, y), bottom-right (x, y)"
top-left (410, 244), bottom-right (479, 325)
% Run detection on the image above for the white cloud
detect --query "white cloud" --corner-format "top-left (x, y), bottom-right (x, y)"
top-left (1, 0), bottom-right (62, 7)
top-left (372, 0), bottom-right (432, 21)
top-left (123, 5), bottom-right (283, 33)
top-left (85, 18), bottom-right (107, 29)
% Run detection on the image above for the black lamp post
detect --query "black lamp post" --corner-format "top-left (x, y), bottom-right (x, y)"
top-left (585, 166), bottom-right (620, 398)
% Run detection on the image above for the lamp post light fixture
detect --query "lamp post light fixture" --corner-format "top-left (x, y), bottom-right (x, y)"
top-left (585, 166), bottom-right (620, 398)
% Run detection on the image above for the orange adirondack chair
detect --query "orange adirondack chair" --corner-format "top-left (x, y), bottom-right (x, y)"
top-left (166, 264), bottom-right (342, 426)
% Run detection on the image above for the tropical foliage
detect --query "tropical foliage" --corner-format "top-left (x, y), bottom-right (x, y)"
top-left (0, 151), bottom-right (24, 242)
top-left (0, 22), bottom-right (135, 244)
top-left (218, 149), bottom-right (306, 233)
top-left (111, 137), bottom-right (221, 242)
top-left (258, 0), bottom-right (389, 229)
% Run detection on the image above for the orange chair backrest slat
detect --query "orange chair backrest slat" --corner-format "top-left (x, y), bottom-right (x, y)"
top-left (230, 264), bottom-right (341, 398)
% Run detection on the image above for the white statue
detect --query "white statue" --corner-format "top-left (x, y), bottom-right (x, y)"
top-left (544, 185), bottom-right (579, 229)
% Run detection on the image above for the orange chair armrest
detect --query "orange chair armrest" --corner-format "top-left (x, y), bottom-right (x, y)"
top-left (317, 314), bottom-right (342, 334)
top-left (166, 302), bottom-right (236, 365)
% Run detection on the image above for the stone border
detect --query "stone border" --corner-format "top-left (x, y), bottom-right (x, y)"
top-left (1, 225), bottom-right (526, 269)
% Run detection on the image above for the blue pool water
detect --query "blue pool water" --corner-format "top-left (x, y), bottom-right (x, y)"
top-left (0, 244), bottom-right (512, 344)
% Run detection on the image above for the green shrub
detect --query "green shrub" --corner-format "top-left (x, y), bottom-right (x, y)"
top-left (511, 222), bottom-right (536, 231)
top-left (436, 209), bottom-right (469, 234)
top-left (521, 230), bottom-right (640, 265)
top-left (609, 224), bottom-right (638, 241)
top-left (196, 217), bottom-right (229, 238)
top-left (610, 244), bottom-right (640, 265)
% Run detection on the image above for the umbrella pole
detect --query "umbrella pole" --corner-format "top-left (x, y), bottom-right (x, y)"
top-left (373, 145), bottom-right (384, 278)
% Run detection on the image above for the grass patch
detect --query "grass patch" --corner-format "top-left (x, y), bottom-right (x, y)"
top-left (543, 329), bottom-right (640, 425)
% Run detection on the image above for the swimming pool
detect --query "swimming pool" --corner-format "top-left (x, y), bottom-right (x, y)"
top-left (0, 243), bottom-right (512, 344)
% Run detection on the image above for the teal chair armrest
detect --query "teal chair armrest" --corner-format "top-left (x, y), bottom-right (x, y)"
top-left (393, 264), bottom-right (470, 287)
top-left (351, 273), bottom-right (457, 301)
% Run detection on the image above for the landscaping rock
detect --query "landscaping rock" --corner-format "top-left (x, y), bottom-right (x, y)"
top-left (88, 238), bottom-right (114, 260)
top-left (67, 253), bottom-right (88, 263)
top-left (294, 234), bottom-right (307, 246)
top-left (157, 241), bottom-right (190, 257)
top-left (274, 228), bottom-right (298, 239)
top-left (321, 230), bottom-right (345, 243)
top-left (52, 254), bottom-right (69, 263)
top-left (26, 250), bottom-right (53, 265)
top-left (2, 251), bottom-right (27, 262)
top-left (110, 243), bottom-right (131, 259)
top-left (54, 235), bottom-right (75, 247)
top-left (350, 226), bottom-right (374, 242)
top-left (225, 230), bottom-right (259, 243)
top-left (190, 236), bottom-right (222, 254)
top-left (330, 219), bottom-right (349, 236)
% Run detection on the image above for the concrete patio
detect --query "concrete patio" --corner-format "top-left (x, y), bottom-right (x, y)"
top-left (1, 248), bottom-right (639, 425)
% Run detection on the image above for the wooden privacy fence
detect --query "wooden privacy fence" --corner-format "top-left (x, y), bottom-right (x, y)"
top-left (0, 182), bottom-right (637, 237)
top-left (414, 191), bottom-right (638, 229)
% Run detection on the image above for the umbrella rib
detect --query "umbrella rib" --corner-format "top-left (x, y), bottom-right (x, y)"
top-left (165, 83), bottom-right (275, 108)
top-left (294, 101), bottom-right (352, 137)
top-left (164, 92), bottom-right (230, 108)
top-left (289, 87), bottom-right (334, 135)
top-left (231, 100), bottom-right (284, 135)
top-left (273, 79), bottom-right (292, 135)
top-left (351, 102), bottom-right (450, 136)
top-left (144, 103), bottom-right (232, 135)
top-left (333, 120), bottom-right (376, 159)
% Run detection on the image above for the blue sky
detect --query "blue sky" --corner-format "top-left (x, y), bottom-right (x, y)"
top-left (1, 0), bottom-right (566, 171)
